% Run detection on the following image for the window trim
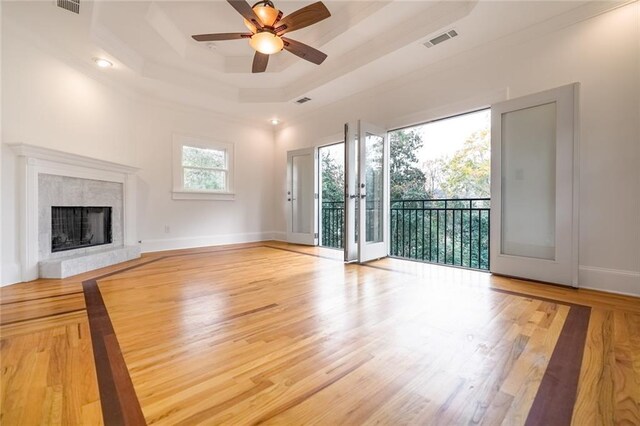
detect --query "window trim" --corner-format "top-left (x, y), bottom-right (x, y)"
top-left (172, 134), bottom-right (235, 201)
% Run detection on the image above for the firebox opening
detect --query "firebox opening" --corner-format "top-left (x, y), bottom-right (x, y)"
top-left (51, 206), bottom-right (112, 252)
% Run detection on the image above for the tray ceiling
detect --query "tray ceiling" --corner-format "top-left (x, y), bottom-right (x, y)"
top-left (4, 0), bottom-right (619, 124)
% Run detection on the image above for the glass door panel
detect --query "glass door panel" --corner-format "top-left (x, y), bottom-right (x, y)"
top-left (286, 148), bottom-right (317, 245)
top-left (358, 122), bottom-right (389, 262)
top-left (490, 83), bottom-right (579, 286)
top-left (501, 102), bottom-right (557, 260)
top-left (364, 132), bottom-right (384, 244)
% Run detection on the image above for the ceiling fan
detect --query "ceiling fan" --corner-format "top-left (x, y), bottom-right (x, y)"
top-left (192, 0), bottom-right (331, 73)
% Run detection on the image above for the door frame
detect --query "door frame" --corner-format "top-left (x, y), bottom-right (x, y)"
top-left (317, 140), bottom-right (346, 250)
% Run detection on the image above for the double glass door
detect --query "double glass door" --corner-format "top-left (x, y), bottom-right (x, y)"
top-left (344, 121), bottom-right (389, 263)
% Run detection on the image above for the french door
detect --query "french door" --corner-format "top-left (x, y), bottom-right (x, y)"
top-left (490, 83), bottom-right (579, 286)
top-left (286, 148), bottom-right (318, 245)
top-left (344, 121), bottom-right (390, 263)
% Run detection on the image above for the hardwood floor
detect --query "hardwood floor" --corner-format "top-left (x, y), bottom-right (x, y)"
top-left (1, 242), bottom-right (638, 425)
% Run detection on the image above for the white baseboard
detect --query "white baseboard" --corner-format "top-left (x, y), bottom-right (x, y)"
top-left (1, 263), bottom-right (22, 287)
top-left (4, 248), bottom-right (637, 299)
top-left (271, 231), bottom-right (287, 242)
top-left (140, 231), bottom-right (279, 253)
top-left (578, 265), bottom-right (640, 297)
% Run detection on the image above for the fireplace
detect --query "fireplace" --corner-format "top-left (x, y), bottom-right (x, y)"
top-left (51, 206), bottom-right (113, 252)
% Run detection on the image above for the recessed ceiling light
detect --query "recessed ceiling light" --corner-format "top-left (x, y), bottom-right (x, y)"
top-left (93, 58), bottom-right (113, 68)
top-left (271, 119), bottom-right (280, 125)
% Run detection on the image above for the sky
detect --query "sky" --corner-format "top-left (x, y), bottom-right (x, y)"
top-left (319, 108), bottom-right (491, 171)
top-left (408, 109), bottom-right (491, 164)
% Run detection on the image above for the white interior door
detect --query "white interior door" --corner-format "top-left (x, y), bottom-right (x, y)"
top-left (286, 148), bottom-right (318, 245)
top-left (344, 121), bottom-right (389, 263)
top-left (490, 83), bottom-right (579, 286)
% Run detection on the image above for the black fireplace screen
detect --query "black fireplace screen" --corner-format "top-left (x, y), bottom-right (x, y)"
top-left (51, 206), bottom-right (112, 252)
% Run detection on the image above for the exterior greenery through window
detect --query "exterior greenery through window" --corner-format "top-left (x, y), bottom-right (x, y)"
top-left (390, 110), bottom-right (490, 200)
top-left (172, 135), bottom-right (235, 200)
top-left (182, 145), bottom-right (226, 191)
top-left (320, 110), bottom-right (491, 270)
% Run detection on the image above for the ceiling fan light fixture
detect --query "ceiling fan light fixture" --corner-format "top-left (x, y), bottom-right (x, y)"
top-left (249, 32), bottom-right (284, 55)
top-left (253, 4), bottom-right (280, 26)
top-left (243, 19), bottom-right (257, 33)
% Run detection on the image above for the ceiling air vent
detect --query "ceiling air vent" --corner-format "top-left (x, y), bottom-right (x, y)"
top-left (295, 97), bottom-right (312, 104)
top-left (57, 0), bottom-right (80, 14)
top-left (423, 29), bottom-right (458, 48)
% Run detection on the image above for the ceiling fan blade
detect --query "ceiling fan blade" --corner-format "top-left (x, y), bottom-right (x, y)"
top-left (282, 37), bottom-right (327, 65)
top-left (252, 52), bottom-right (269, 73)
top-left (227, 0), bottom-right (264, 30)
top-left (275, 2), bottom-right (330, 35)
top-left (192, 33), bottom-right (251, 42)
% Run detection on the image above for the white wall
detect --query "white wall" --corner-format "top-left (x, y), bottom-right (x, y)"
top-left (1, 25), bottom-right (276, 285)
top-left (133, 103), bottom-right (275, 252)
top-left (274, 3), bottom-right (640, 296)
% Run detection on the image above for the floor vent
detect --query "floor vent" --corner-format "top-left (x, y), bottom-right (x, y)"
top-left (295, 97), bottom-right (312, 104)
top-left (57, 0), bottom-right (80, 14)
top-left (424, 29), bottom-right (458, 48)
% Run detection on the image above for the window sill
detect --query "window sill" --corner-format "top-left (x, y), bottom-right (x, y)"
top-left (172, 190), bottom-right (235, 201)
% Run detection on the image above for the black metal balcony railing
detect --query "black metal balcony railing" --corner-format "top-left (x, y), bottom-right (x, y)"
top-left (321, 201), bottom-right (345, 249)
top-left (321, 198), bottom-right (490, 271)
top-left (390, 199), bottom-right (490, 270)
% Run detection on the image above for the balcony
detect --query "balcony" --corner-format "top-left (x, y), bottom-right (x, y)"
top-left (321, 198), bottom-right (490, 271)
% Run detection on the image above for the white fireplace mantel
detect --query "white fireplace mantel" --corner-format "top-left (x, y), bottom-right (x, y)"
top-left (10, 143), bottom-right (139, 282)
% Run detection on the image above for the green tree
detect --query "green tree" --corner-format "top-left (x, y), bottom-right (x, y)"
top-left (440, 129), bottom-right (490, 198)
top-left (423, 158), bottom-right (447, 199)
top-left (321, 150), bottom-right (344, 202)
top-left (389, 129), bottom-right (427, 200)
top-left (320, 149), bottom-right (345, 248)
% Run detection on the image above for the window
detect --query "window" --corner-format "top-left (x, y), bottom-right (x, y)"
top-left (172, 135), bottom-right (235, 200)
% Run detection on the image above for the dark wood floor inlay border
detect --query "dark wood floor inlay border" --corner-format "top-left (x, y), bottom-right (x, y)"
top-left (78, 244), bottom-right (592, 425)
top-left (525, 304), bottom-right (591, 426)
top-left (263, 243), bottom-right (593, 426)
top-left (80, 247), bottom-right (269, 425)
top-left (83, 278), bottom-right (147, 426)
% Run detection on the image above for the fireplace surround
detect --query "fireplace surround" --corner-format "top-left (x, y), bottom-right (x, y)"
top-left (10, 144), bottom-right (140, 281)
